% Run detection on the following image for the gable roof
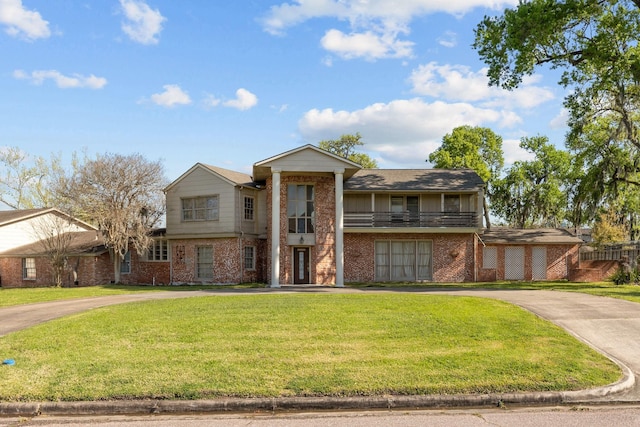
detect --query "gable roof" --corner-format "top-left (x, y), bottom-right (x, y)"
top-left (253, 144), bottom-right (362, 181)
top-left (0, 208), bottom-right (96, 230)
top-left (481, 228), bottom-right (583, 245)
top-left (164, 163), bottom-right (258, 192)
top-left (344, 169), bottom-right (485, 192)
top-left (0, 230), bottom-right (107, 257)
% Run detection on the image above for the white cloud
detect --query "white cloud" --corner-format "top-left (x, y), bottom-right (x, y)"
top-left (150, 84), bottom-right (191, 107)
top-left (261, 0), bottom-right (517, 60)
top-left (119, 0), bottom-right (166, 45)
top-left (299, 98), bottom-right (509, 167)
top-left (409, 62), bottom-right (555, 110)
top-left (321, 28), bottom-right (413, 60)
top-left (550, 108), bottom-right (569, 129)
top-left (223, 88), bottom-right (258, 111)
top-left (437, 31), bottom-right (457, 48)
top-left (503, 138), bottom-right (536, 165)
top-left (0, 0), bottom-right (50, 40)
top-left (13, 69), bottom-right (107, 89)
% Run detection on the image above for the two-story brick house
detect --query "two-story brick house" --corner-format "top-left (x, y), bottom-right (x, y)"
top-left (0, 144), bottom-right (590, 288)
top-left (164, 144), bottom-right (485, 286)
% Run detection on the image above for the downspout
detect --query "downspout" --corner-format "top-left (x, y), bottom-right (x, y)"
top-left (238, 186), bottom-right (243, 284)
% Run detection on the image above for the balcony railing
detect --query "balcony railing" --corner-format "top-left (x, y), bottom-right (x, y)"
top-left (344, 211), bottom-right (479, 228)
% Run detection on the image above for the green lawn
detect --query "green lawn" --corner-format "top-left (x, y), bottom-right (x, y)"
top-left (0, 284), bottom-right (260, 308)
top-left (351, 281), bottom-right (640, 304)
top-left (0, 293), bottom-right (620, 401)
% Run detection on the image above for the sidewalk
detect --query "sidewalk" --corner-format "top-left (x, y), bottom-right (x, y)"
top-left (0, 287), bottom-right (639, 416)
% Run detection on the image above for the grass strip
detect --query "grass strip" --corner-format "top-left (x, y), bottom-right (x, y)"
top-left (0, 293), bottom-right (620, 401)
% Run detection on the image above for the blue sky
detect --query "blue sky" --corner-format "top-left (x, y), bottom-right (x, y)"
top-left (1, 0), bottom-right (568, 182)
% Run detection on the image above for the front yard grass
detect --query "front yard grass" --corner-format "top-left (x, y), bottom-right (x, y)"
top-left (0, 293), bottom-right (620, 401)
top-left (0, 284), bottom-right (260, 308)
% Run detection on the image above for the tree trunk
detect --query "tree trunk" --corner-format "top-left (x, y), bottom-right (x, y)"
top-left (113, 254), bottom-right (121, 284)
top-left (483, 196), bottom-right (491, 230)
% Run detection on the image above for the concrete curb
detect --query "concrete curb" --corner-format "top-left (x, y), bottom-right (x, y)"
top-left (1, 377), bottom-right (637, 417)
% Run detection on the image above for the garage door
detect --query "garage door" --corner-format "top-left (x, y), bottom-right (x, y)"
top-left (504, 247), bottom-right (525, 280)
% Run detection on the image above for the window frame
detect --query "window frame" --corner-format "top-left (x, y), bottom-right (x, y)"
top-left (244, 196), bottom-right (255, 221)
top-left (22, 257), bottom-right (36, 280)
top-left (244, 246), bottom-right (256, 271)
top-left (181, 195), bottom-right (219, 222)
top-left (287, 184), bottom-right (315, 234)
top-left (147, 239), bottom-right (169, 261)
top-left (120, 251), bottom-right (131, 274)
top-left (196, 246), bottom-right (214, 280)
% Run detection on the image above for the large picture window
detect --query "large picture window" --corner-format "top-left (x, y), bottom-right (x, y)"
top-left (287, 184), bottom-right (314, 234)
top-left (182, 196), bottom-right (219, 221)
top-left (197, 246), bottom-right (214, 279)
top-left (375, 240), bottom-right (432, 281)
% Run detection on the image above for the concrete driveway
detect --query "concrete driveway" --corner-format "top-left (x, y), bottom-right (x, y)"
top-left (0, 286), bottom-right (639, 409)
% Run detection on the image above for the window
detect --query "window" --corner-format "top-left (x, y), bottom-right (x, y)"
top-left (197, 246), bottom-right (214, 279)
top-left (244, 196), bottom-right (254, 221)
top-left (444, 195), bottom-right (460, 212)
top-left (375, 240), bottom-right (432, 281)
top-left (287, 184), bottom-right (314, 234)
top-left (483, 246), bottom-right (497, 269)
top-left (120, 251), bottom-right (131, 274)
top-left (182, 196), bottom-right (219, 221)
top-left (244, 246), bottom-right (256, 270)
top-left (147, 239), bottom-right (168, 261)
top-left (22, 258), bottom-right (36, 280)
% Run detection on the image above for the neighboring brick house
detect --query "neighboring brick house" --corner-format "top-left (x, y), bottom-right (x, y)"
top-left (0, 208), bottom-right (170, 288)
top-left (0, 145), bottom-right (598, 288)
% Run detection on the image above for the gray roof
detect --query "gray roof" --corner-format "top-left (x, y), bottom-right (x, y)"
top-left (344, 169), bottom-right (485, 192)
top-left (0, 208), bottom-right (52, 226)
top-left (0, 230), bottom-right (107, 257)
top-left (200, 164), bottom-right (257, 187)
top-left (481, 228), bottom-right (583, 245)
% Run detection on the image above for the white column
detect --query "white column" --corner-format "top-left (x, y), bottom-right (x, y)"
top-left (270, 168), bottom-right (281, 288)
top-left (335, 169), bottom-right (345, 287)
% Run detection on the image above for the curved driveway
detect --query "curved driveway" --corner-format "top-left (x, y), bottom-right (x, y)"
top-left (1, 287), bottom-right (639, 403)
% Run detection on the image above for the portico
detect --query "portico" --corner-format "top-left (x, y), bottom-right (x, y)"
top-left (252, 145), bottom-right (361, 287)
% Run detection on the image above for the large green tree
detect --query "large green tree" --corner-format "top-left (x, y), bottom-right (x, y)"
top-left (428, 125), bottom-right (504, 228)
top-left (318, 133), bottom-right (378, 168)
top-left (474, 0), bottom-right (640, 232)
top-left (491, 136), bottom-right (572, 228)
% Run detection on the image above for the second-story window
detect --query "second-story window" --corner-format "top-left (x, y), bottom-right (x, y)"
top-left (444, 195), bottom-right (460, 213)
top-left (244, 196), bottom-right (254, 221)
top-left (287, 184), bottom-right (314, 234)
top-left (182, 196), bottom-right (219, 221)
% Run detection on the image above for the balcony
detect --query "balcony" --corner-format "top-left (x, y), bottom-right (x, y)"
top-left (344, 211), bottom-right (479, 229)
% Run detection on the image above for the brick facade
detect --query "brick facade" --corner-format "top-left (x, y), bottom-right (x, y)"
top-left (266, 174), bottom-right (337, 285)
top-left (476, 244), bottom-right (580, 281)
top-left (169, 237), bottom-right (266, 285)
top-left (344, 233), bottom-right (476, 283)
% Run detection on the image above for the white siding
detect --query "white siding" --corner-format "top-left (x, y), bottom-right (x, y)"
top-left (266, 149), bottom-right (352, 173)
top-left (0, 212), bottom-right (91, 252)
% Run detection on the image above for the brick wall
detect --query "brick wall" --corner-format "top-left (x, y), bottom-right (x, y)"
top-left (477, 244), bottom-right (580, 281)
top-left (0, 253), bottom-right (114, 288)
top-left (170, 237), bottom-right (266, 284)
top-left (266, 174), bottom-right (336, 285)
top-left (570, 260), bottom-right (619, 282)
top-left (344, 233), bottom-right (476, 283)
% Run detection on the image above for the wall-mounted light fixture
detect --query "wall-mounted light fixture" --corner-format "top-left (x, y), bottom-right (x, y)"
top-left (299, 236), bottom-right (304, 245)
